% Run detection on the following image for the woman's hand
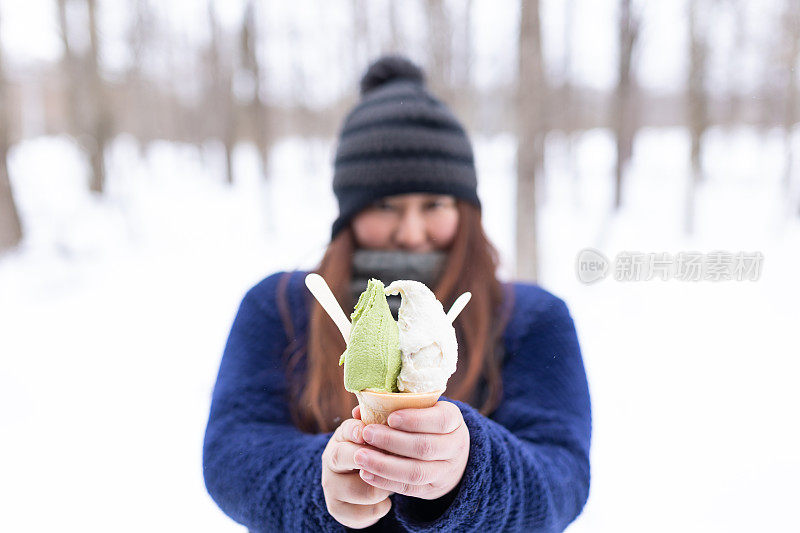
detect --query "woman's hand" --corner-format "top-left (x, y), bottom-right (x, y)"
top-left (352, 401), bottom-right (470, 500)
top-left (321, 418), bottom-right (393, 529)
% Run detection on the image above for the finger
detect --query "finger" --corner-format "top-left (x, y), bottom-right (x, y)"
top-left (387, 401), bottom-right (463, 434)
top-left (325, 471), bottom-right (392, 505)
top-left (359, 469), bottom-right (432, 499)
top-left (325, 441), bottom-right (366, 473)
top-left (352, 405), bottom-right (361, 420)
top-left (325, 496), bottom-right (392, 529)
top-left (362, 423), bottom-right (451, 460)
top-left (354, 447), bottom-right (445, 486)
top-left (335, 418), bottom-right (366, 444)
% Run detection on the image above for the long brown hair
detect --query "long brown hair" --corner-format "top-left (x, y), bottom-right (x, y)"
top-left (279, 200), bottom-right (514, 433)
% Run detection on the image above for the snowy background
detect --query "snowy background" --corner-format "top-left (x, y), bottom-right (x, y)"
top-left (2, 0), bottom-right (800, 532)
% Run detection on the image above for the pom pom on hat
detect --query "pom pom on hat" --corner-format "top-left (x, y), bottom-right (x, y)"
top-left (359, 55), bottom-right (425, 96)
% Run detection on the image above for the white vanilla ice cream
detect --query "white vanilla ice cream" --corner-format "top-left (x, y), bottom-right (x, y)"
top-left (384, 280), bottom-right (458, 393)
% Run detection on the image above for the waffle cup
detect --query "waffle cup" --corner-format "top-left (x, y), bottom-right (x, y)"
top-left (354, 389), bottom-right (445, 425)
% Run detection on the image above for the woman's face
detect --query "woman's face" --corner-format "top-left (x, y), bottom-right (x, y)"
top-left (351, 193), bottom-right (459, 252)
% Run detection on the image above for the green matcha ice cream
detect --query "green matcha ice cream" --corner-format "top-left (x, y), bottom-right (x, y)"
top-left (339, 278), bottom-right (402, 393)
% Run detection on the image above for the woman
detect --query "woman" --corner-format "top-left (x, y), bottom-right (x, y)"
top-left (203, 56), bottom-right (591, 532)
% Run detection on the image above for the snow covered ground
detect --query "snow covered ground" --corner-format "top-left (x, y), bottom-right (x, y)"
top-left (1, 128), bottom-right (798, 532)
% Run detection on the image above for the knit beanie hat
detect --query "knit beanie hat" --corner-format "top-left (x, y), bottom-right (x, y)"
top-left (330, 55), bottom-right (480, 240)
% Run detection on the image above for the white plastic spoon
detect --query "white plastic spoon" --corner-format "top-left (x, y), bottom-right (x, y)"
top-left (304, 273), bottom-right (351, 343)
top-left (446, 292), bottom-right (472, 323)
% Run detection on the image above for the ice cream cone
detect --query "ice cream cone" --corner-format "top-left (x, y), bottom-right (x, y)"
top-left (355, 389), bottom-right (445, 425)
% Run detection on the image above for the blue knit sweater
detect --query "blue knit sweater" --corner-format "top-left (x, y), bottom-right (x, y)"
top-left (203, 270), bottom-right (591, 532)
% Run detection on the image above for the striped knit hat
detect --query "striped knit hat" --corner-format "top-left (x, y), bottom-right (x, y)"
top-left (330, 55), bottom-right (480, 240)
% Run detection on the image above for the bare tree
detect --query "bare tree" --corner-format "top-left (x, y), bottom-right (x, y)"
top-left (125, 0), bottom-right (155, 156)
top-left (286, 10), bottom-right (309, 112)
top-left (352, 0), bottom-right (370, 73)
top-left (458, 0), bottom-right (473, 88)
top-left (241, 0), bottom-right (271, 179)
top-left (613, 0), bottom-right (641, 209)
top-left (688, 0), bottom-right (709, 183)
top-left (0, 6), bottom-right (23, 252)
top-left (426, 0), bottom-right (453, 99)
top-left (516, 0), bottom-right (545, 281)
top-left (780, 0), bottom-right (800, 198)
top-left (725, 0), bottom-right (746, 125)
top-left (207, 1), bottom-right (236, 184)
top-left (57, 0), bottom-right (110, 193)
top-left (452, 0), bottom-right (473, 116)
top-left (562, 0), bottom-right (579, 201)
top-left (388, 0), bottom-right (401, 52)
top-left (686, 0), bottom-right (710, 233)
top-left (57, 0), bottom-right (82, 140)
top-left (86, 0), bottom-right (111, 193)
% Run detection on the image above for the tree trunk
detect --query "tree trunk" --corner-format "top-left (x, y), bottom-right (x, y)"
top-left (388, 0), bottom-right (401, 52)
top-left (688, 0), bottom-right (708, 183)
top-left (0, 146), bottom-right (21, 253)
top-left (241, 0), bottom-right (271, 179)
top-left (453, 0), bottom-right (473, 116)
top-left (686, 0), bottom-right (709, 234)
top-left (781, 0), bottom-right (800, 196)
top-left (86, 0), bottom-right (110, 193)
top-left (124, 0), bottom-right (154, 158)
top-left (563, 0), bottom-right (579, 203)
top-left (613, 0), bottom-right (640, 210)
top-left (57, 0), bottom-right (82, 138)
top-left (426, 0), bottom-right (452, 100)
top-left (352, 0), bottom-right (369, 73)
top-left (515, 0), bottom-right (545, 282)
top-left (726, 1), bottom-right (746, 125)
top-left (0, 6), bottom-right (23, 252)
top-left (208, 1), bottom-right (235, 184)
top-left (459, 0), bottom-right (472, 88)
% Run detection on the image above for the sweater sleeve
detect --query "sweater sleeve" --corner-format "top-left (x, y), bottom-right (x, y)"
top-left (202, 274), bottom-right (344, 532)
top-left (393, 294), bottom-right (592, 533)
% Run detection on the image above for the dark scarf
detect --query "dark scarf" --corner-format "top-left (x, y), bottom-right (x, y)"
top-left (350, 249), bottom-right (447, 320)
